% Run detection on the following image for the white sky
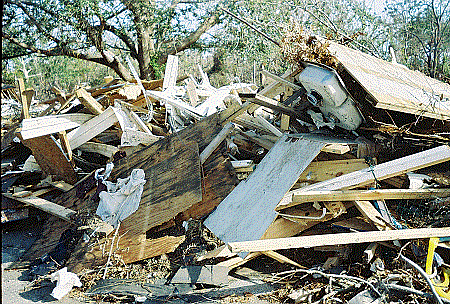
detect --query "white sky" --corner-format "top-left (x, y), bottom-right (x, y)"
top-left (362, 0), bottom-right (388, 15)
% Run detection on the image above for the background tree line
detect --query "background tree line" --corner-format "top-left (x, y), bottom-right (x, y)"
top-left (2, 0), bottom-right (449, 101)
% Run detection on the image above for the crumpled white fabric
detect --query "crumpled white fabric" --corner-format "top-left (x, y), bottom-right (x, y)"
top-left (95, 163), bottom-right (114, 182)
top-left (96, 168), bottom-right (146, 228)
top-left (50, 267), bottom-right (82, 300)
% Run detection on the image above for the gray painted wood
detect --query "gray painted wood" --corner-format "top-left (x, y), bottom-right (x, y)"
top-left (204, 135), bottom-right (324, 244)
top-left (170, 265), bottom-right (229, 286)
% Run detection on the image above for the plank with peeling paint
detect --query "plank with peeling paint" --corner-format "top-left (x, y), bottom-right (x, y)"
top-left (204, 135), bottom-right (325, 244)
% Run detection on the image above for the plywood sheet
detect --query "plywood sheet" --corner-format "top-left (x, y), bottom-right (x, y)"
top-left (116, 141), bottom-right (202, 237)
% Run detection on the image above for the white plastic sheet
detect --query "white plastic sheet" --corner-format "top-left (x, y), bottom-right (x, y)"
top-left (50, 267), bottom-right (82, 300)
top-left (96, 168), bottom-right (146, 228)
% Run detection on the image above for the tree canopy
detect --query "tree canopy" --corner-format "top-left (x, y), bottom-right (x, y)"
top-left (2, 0), bottom-right (449, 86)
top-left (2, 0), bottom-right (223, 81)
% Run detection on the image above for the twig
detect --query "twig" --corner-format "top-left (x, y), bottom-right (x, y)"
top-left (220, 7), bottom-right (280, 46)
top-left (271, 268), bottom-right (382, 298)
top-left (103, 222), bottom-right (121, 280)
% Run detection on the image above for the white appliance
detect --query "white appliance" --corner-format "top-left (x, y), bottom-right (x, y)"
top-left (296, 63), bottom-right (364, 130)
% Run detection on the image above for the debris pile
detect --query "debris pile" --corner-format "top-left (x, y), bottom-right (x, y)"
top-left (2, 36), bottom-right (450, 304)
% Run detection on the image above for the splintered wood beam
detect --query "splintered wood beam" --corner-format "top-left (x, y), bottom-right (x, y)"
top-left (249, 95), bottom-right (300, 118)
top-left (2, 193), bottom-right (76, 223)
top-left (54, 94), bottom-right (77, 115)
top-left (277, 188), bottom-right (450, 210)
top-left (162, 55), bottom-right (179, 89)
top-left (280, 114), bottom-right (290, 131)
top-left (185, 77), bottom-right (199, 106)
top-left (228, 227), bottom-right (450, 253)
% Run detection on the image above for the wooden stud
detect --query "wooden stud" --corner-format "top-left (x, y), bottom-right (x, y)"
top-left (2, 193), bottom-right (76, 223)
top-left (228, 227), bottom-right (450, 253)
top-left (17, 78), bottom-right (30, 120)
top-left (280, 145), bottom-right (450, 207)
top-left (277, 188), bottom-right (450, 210)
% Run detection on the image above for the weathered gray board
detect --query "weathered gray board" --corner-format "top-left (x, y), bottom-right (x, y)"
top-left (204, 135), bottom-right (325, 245)
top-left (327, 41), bottom-right (450, 121)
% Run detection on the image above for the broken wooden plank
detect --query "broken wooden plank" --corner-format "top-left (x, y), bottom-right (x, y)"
top-left (228, 227), bottom-right (450, 253)
top-left (277, 188), bottom-right (450, 210)
top-left (354, 200), bottom-right (393, 231)
top-left (280, 145), bottom-right (450, 206)
top-left (254, 115), bottom-right (283, 137)
top-left (20, 135), bottom-right (78, 184)
top-left (67, 233), bottom-right (186, 273)
top-left (121, 128), bottom-right (161, 146)
top-left (67, 106), bottom-right (118, 150)
top-left (75, 88), bottom-right (105, 115)
top-left (54, 94), bottom-right (77, 115)
top-left (58, 130), bottom-right (73, 163)
top-left (48, 181), bottom-right (74, 192)
top-left (21, 114), bottom-right (94, 140)
top-left (262, 251), bottom-right (305, 268)
top-left (2, 193), bottom-right (76, 222)
top-left (204, 135), bottom-right (325, 244)
top-left (280, 114), bottom-right (290, 131)
top-left (147, 90), bottom-right (203, 119)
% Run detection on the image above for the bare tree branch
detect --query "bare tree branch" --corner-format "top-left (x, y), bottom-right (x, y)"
top-left (157, 11), bottom-right (220, 65)
top-left (9, 0), bottom-right (61, 44)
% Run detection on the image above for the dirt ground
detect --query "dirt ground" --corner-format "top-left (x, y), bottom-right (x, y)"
top-left (1, 217), bottom-right (275, 304)
top-left (1, 217), bottom-right (98, 304)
